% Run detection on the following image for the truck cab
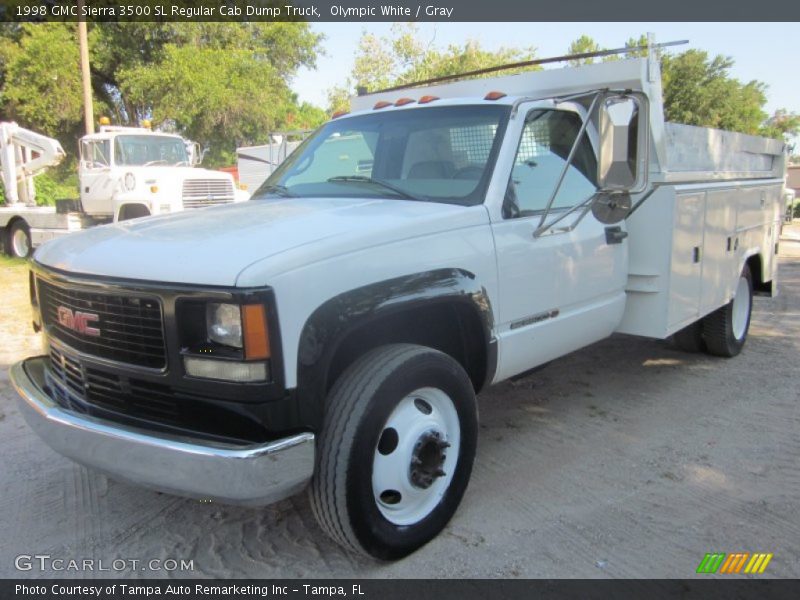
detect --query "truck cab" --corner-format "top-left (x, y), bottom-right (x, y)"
top-left (78, 126), bottom-right (248, 221)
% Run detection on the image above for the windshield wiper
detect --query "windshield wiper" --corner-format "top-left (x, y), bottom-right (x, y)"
top-left (256, 184), bottom-right (296, 198)
top-left (327, 176), bottom-right (422, 201)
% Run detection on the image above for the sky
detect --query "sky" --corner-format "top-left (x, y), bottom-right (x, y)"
top-left (291, 22), bottom-right (799, 116)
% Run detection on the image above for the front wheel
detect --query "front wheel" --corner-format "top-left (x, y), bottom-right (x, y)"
top-left (7, 220), bottom-right (32, 258)
top-left (309, 344), bottom-right (478, 560)
top-left (703, 265), bottom-right (753, 357)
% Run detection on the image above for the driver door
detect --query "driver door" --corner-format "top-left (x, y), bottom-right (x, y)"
top-left (79, 139), bottom-right (114, 216)
top-left (491, 105), bottom-right (628, 382)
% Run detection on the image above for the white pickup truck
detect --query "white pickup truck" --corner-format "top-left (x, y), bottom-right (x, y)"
top-left (11, 56), bottom-right (784, 560)
top-left (0, 123), bottom-right (247, 258)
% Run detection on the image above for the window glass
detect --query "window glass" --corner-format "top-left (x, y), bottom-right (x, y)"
top-left (114, 135), bottom-right (188, 166)
top-left (82, 140), bottom-right (110, 168)
top-left (506, 110), bottom-right (597, 217)
top-left (255, 105), bottom-right (510, 205)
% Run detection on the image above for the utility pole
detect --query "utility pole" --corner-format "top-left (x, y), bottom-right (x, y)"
top-left (77, 0), bottom-right (94, 134)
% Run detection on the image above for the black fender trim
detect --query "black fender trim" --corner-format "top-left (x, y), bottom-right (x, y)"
top-left (296, 268), bottom-right (496, 428)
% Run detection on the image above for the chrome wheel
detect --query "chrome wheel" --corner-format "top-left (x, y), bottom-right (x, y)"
top-left (731, 275), bottom-right (751, 340)
top-left (372, 387), bottom-right (461, 526)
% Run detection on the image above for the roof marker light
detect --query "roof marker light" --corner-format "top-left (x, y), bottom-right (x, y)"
top-left (373, 101), bottom-right (392, 110)
top-left (484, 91), bottom-right (507, 101)
top-left (418, 95), bottom-right (440, 104)
top-left (331, 110), bottom-right (349, 119)
top-left (394, 98), bottom-right (415, 106)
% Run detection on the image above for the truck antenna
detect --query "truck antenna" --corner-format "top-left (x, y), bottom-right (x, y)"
top-left (371, 40), bottom-right (689, 94)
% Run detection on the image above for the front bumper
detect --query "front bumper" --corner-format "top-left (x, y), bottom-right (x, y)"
top-left (10, 357), bottom-right (315, 506)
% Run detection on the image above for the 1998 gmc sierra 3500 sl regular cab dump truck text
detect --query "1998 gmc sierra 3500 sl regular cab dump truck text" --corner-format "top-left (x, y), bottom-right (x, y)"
top-left (10, 55), bottom-right (784, 559)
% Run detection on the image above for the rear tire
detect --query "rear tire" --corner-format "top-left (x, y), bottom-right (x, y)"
top-left (309, 344), bottom-right (478, 560)
top-left (7, 220), bottom-right (32, 258)
top-left (670, 320), bottom-right (706, 353)
top-left (703, 265), bottom-right (753, 357)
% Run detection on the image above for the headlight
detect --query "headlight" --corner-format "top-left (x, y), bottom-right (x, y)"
top-left (124, 172), bottom-right (136, 191)
top-left (206, 303), bottom-right (242, 348)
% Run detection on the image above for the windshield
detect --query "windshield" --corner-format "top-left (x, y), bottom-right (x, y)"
top-left (253, 105), bottom-right (511, 205)
top-left (114, 135), bottom-right (189, 166)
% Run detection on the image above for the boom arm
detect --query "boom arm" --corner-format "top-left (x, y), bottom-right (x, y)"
top-left (0, 121), bottom-right (66, 206)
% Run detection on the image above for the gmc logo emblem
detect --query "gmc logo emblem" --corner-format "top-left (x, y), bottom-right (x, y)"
top-left (57, 306), bottom-right (100, 337)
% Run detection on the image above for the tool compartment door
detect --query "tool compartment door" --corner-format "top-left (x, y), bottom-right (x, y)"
top-left (667, 191), bottom-right (705, 330)
top-left (700, 188), bottom-right (738, 313)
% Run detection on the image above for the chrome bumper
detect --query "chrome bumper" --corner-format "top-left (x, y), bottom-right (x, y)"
top-left (10, 357), bottom-right (315, 506)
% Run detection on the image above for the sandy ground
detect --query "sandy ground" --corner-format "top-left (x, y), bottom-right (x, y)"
top-left (1, 225), bottom-right (799, 579)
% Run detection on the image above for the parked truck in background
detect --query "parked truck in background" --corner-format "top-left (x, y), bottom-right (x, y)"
top-left (10, 52), bottom-right (785, 560)
top-left (0, 122), bottom-right (249, 258)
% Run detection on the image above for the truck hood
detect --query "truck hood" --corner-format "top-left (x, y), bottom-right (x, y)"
top-left (34, 197), bottom-right (488, 287)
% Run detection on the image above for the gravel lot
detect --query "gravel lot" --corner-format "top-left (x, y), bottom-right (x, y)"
top-left (1, 225), bottom-right (799, 579)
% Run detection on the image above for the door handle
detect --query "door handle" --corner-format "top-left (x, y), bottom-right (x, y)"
top-left (605, 226), bottom-right (628, 245)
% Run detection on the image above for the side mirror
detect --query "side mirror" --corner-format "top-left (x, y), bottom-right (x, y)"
top-left (597, 94), bottom-right (648, 193)
top-left (189, 142), bottom-right (203, 166)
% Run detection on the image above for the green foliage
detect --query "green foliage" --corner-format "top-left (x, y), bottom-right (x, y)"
top-left (0, 24), bottom-right (92, 149)
top-left (329, 24), bottom-right (537, 113)
top-left (0, 171), bottom-right (78, 206)
top-left (567, 35), bottom-right (601, 66)
top-left (761, 109), bottom-right (800, 143)
top-left (0, 23), bottom-right (323, 169)
top-left (660, 50), bottom-right (769, 135)
top-left (566, 35), bottom-right (775, 138)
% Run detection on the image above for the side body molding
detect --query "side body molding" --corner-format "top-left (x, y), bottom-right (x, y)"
top-left (296, 269), bottom-right (496, 427)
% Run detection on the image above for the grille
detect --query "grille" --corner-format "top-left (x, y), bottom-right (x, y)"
top-left (39, 279), bottom-right (166, 369)
top-left (182, 178), bottom-right (235, 208)
top-left (49, 345), bottom-right (181, 423)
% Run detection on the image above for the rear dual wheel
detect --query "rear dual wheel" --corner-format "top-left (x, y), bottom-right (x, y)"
top-left (670, 265), bottom-right (753, 357)
top-left (309, 344), bottom-right (478, 560)
top-left (7, 220), bottom-right (32, 258)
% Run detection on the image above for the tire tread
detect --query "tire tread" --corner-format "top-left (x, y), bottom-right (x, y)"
top-left (309, 344), bottom-right (426, 556)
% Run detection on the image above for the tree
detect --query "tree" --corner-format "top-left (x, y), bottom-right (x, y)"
top-left (761, 109), bottom-right (800, 148)
top-left (660, 50), bottom-right (769, 135)
top-left (567, 35), bottom-right (601, 66)
top-left (328, 24), bottom-right (537, 113)
top-left (0, 23), bottom-right (324, 166)
top-left (0, 24), bottom-right (91, 143)
top-left (121, 44), bottom-right (326, 165)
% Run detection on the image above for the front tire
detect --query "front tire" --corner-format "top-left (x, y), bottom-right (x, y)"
top-left (309, 344), bottom-right (478, 560)
top-left (7, 220), bottom-right (32, 258)
top-left (703, 265), bottom-right (753, 357)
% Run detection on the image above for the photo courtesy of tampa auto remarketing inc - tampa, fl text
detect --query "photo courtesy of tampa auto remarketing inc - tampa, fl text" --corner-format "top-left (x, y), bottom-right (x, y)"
top-left (0, 0), bottom-right (799, 598)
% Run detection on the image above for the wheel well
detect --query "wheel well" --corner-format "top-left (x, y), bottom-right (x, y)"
top-left (117, 204), bottom-right (150, 221)
top-left (326, 302), bottom-right (489, 396)
top-left (746, 254), bottom-right (770, 294)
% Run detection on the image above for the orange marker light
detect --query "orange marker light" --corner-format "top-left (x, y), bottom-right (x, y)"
top-left (484, 91), bottom-right (507, 101)
top-left (394, 97), bottom-right (415, 106)
top-left (418, 95), bottom-right (440, 104)
top-left (242, 304), bottom-right (270, 360)
top-left (373, 101), bottom-right (392, 109)
top-left (332, 110), bottom-right (349, 119)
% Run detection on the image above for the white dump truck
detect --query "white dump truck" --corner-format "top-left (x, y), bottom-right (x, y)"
top-left (11, 53), bottom-right (784, 560)
top-left (0, 122), bottom-right (248, 257)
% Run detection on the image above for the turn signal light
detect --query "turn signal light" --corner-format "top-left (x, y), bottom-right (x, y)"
top-left (149, 185), bottom-right (158, 193)
top-left (242, 304), bottom-right (270, 360)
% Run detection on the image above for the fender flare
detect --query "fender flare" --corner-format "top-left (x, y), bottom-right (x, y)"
top-left (295, 268), bottom-right (496, 424)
